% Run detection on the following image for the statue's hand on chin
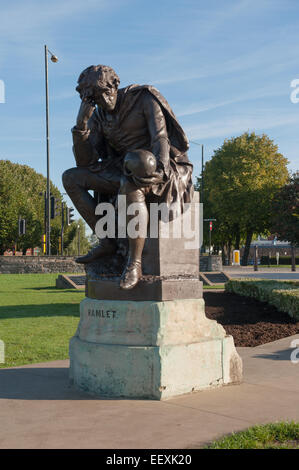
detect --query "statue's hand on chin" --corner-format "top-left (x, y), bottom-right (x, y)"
top-left (76, 99), bottom-right (95, 131)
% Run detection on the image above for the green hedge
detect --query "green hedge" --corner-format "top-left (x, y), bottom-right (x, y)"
top-left (225, 279), bottom-right (299, 320)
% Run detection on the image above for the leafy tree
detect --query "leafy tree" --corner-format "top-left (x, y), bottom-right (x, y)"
top-left (271, 172), bottom-right (299, 246)
top-left (49, 223), bottom-right (78, 255)
top-left (65, 219), bottom-right (91, 256)
top-left (0, 160), bottom-right (76, 254)
top-left (197, 132), bottom-right (289, 265)
top-left (89, 232), bottom-right (99, 248)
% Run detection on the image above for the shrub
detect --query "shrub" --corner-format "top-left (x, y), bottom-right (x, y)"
top-left (225, 279), bottom-right (299, 320)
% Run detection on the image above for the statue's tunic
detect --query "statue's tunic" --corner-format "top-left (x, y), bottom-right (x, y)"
top-left (72, 85), bottom-right (194, 209)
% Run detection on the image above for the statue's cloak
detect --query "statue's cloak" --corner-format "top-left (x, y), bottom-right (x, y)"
top-left (118, 84), bottom-right (190, 158)
top-left (88, 84), bottom-right (194, 208)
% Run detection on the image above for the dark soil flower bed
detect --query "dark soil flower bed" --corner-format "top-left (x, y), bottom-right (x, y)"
top-left (204, 291), bottom-right (299, 347)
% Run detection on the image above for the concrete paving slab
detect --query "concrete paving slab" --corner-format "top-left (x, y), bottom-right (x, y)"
top-left (0, 396), bottom-right (249, 449)
top-left (239, 335), bottom-right (299, 391)
top-left (0, 335), bottom-right (298, 449)
top-left (167, 382), bottom-right (299, 423)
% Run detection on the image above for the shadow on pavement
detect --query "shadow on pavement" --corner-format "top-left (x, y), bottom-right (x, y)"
top-left (0, 367), bottom-right (141, 401)
top-left (0, 367), bottom-right (87, 400)
top-left (252, 348), bottom-right (294, 361)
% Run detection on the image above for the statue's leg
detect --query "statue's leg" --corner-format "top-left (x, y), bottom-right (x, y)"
top-left (62, 167), bottom-right (119, 231)
top-left (118, 178), bottom-right (148, 290)
top-left (62, 167), bottom-right (120, 263)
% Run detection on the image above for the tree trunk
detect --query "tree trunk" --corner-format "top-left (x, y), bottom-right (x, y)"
top-left (242, 230), bottom-right (253, 266)
top-left (221, 244), bottom-right (226, 265)
top-left (234, 224), bottom-right (240, 250)
top-left (227, 239), bottom-right (233, 266)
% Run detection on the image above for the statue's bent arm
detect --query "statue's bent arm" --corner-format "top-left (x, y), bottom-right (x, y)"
top-left (71, 113), bottom-right (105, 168)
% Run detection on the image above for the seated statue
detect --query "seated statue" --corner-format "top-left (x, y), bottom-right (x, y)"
top-left (62, 64), bottom-right (193, 290)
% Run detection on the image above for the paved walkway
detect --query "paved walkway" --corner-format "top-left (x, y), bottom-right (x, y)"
top-left (0, 335), bottom-right (298, 449)
top-left (224, 266), bottom-right (297, 272)
top-left (223, 266), bottom-right (299, 280)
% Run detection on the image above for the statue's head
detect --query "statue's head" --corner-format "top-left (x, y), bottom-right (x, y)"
top-left (76, 65), bottom-right (120, 112)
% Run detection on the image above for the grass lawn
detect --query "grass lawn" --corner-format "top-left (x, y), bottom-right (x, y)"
top-left (203, 284), bottom-right (225, 289)
top-left (206, 421), bottom-right (299, 449)
top-left (0, 274), bottom-right (85, 368)
top-left (258, 265), bottom-right (299, 269)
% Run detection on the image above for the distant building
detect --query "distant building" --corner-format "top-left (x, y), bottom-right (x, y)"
top-left (3, 247), bottom-right (41, 256)
top-left (240, 236), bottom-right (298, 261)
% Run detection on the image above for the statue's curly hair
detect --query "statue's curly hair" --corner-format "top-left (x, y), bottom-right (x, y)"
top-left (76, 65), bottom-right (120, 99)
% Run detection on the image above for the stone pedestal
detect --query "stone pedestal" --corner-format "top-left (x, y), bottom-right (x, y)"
top-left (69, 191), bottom-right (242, 399)
top-left (69, 297), bottom-right (242, 400)
top-left (87, 277), bottom-right (203, 301)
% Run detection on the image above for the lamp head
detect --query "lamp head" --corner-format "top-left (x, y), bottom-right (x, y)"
top-left (50, 55), bottom-right (58, 63)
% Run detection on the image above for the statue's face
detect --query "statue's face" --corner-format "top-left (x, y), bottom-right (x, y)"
top-left (92, 83), bottom-right (118, 112)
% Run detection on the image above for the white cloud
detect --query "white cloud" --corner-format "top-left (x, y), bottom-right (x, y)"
top-left (176, 87), bottom-right (287, 117)
top-left (185, 110), bottom-right (299, 140)
top-left (0, 0), bottom-right (110, 37)
top-left (145, 2), bottom-right (299, 87)
top-left (0, 0), bottom-right (120, 70)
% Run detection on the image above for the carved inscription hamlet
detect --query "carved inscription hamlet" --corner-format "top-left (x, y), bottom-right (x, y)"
top-left (87, 308), bottom-right (119, 319)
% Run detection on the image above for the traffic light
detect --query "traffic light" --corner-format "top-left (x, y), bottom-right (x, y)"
top-left (66, 207), bottom-right (75, 225)
top-left (50, 196), bottom-right (59, 219)
top-left (42, 234), bottom-right (46, 254)
top-left (18, 218), bottom-right (26, 235)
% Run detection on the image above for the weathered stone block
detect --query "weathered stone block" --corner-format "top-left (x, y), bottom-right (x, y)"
top-left (87, 277), bottom-right (203, 301)
top-left (69, 297), bottom-right (242, 399)
top-left (200, 255), bottom-right (223, 272)
top-left (142, 191), bottom-right (200, 277)
top-left (69, 190), bottom-right (242, 399)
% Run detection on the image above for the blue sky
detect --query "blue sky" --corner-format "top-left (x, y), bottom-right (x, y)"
top-left (1, 0), bottom-right (299, 225)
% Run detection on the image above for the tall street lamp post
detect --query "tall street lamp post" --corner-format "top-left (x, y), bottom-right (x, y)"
top-left (190, 141), bottom-right (204, 204)
top-left (44, 45), bottom-right (58, 256)
top-left (77, 224), bottom-right (80, 256)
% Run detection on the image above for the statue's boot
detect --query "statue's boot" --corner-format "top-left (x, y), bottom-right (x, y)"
top-left (76, 238), bottom-right (117, 264)
top-left (119, 259), bottom-right (142, 290)
top-left (119, 237), bottom-right (144, 290)
top-left (118, 184), bottom-right (148, 290)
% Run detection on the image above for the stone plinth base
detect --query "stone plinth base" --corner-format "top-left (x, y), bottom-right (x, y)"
top-left (87, 277), bottom-right (203, 301)
top-left (69, 298), bottom-right (242, 400)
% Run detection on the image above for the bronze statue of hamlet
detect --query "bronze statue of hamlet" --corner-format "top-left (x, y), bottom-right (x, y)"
top-left (62, 65), bottom-right (193, 290)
